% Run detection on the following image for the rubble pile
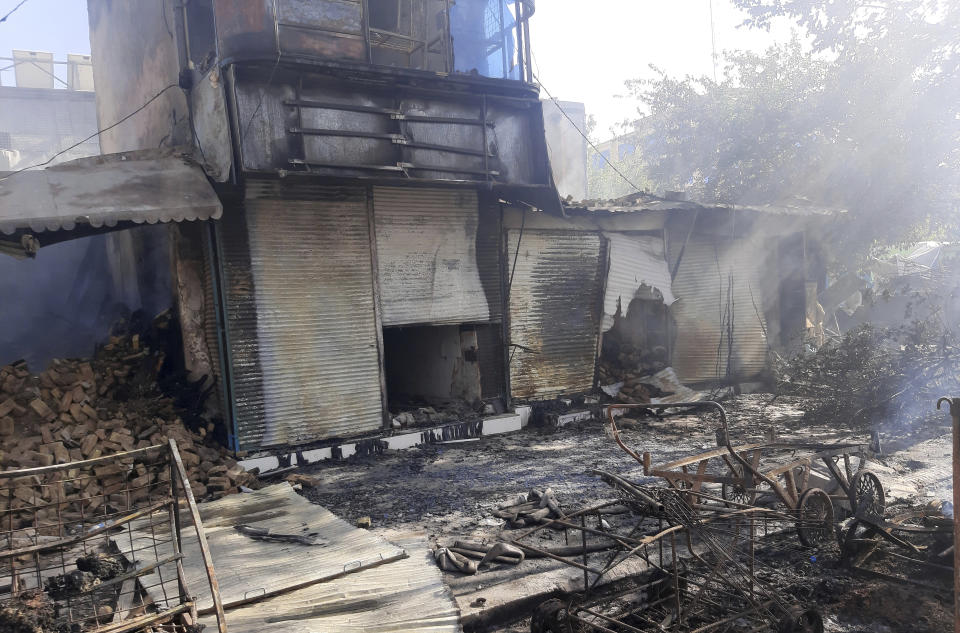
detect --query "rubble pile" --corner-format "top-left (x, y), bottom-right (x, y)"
top-left (597, 338), bottom-right (672, 403)
top-left (0, 320), bottom-right (256, 511)
top-left (777, 322), bottom-right (960, 429)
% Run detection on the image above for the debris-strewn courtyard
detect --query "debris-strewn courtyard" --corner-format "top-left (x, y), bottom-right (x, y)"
top-left (300, 395), bottom-right (955, 632)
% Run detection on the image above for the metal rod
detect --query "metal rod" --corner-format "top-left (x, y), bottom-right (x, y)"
top-left (511, 542), bottom-right (605, 575)
top-left (581, 514), bottom-right (589, 594)
top-left (936, 396), bottom-right (960, 633)
top-left (0, 445), bottom-right (166, 479)
top-left (169, 439), bottom-right (227, 633)
top-left (671, 531), bottom-right (681, 624)
top-left (0, 498), bottom-right (171, 559)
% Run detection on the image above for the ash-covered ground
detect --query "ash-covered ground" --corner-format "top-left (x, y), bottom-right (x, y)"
top-left (299, 394), bottom-right (955, 632)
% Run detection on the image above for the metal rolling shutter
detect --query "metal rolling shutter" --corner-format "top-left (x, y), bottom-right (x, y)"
top-left (200, 228), bottom-right (224, 416)
top-left (218, 185), bottom-right (384, 451)
top-left (373, 187), bottom-right (494, 326)
top-left (507, 230), bottom-right (606, 399)
top-left (670, 238), bottom-right (769, 383)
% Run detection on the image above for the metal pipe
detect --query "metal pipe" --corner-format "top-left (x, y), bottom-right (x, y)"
top-left (936, 396), bottom-right (960, 633)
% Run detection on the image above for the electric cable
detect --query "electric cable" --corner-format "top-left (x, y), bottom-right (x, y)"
top-left (0, 0), bottom-right (30, 24)
top-left (0, 84), bottom-right (181, 182)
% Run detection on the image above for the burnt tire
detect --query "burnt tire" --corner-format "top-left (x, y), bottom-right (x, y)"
top-left (531, 598), bottom-right (570, 633)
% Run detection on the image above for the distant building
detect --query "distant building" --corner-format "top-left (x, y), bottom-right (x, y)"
top-left (0, 51), bottom-right (97, 169)
top-left (0, 52), bottom-right (171, 370)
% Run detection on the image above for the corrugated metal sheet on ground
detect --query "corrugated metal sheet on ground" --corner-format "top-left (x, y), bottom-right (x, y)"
top-left (507, 230), bottom-right (605, 399)
top-left (0, 149), bottom-right (222, 234)
top-left (219, 186), bottom-right (384, 450)
top-left (199, 531), bottom-right (461, 633)
top-left (669, 238), bottom-right (768, 383)
top-left (602, 232), bottom-right (675, 330)
top-left (112, 484), bottom-right (406, 614)
top-left (374, 187), bottom-right (494, 326)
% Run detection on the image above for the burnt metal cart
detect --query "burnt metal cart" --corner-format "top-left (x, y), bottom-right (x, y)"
top-left (608, 401), bottom-right (885, 547)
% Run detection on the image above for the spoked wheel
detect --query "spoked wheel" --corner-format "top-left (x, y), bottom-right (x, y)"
top-left (839, 518), bottom-right (880, 566)
top-left (796, 488), bottom-right (835, 547)
top-left (721, 464), bottom-right (757, 507)
top-left (848, 470), bottom-right (885, 519)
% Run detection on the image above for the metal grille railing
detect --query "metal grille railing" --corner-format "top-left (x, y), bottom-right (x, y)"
top-left (0, 440), bottom-right (225, 633)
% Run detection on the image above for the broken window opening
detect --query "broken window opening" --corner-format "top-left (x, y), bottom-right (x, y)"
top-left (598, 292), bottom-right (672, 398)
top-left (382, 323), bottom-right (503, 428)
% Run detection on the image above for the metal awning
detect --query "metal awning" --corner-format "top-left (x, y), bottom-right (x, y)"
top-left (0, 148), bottom-right (222, 236)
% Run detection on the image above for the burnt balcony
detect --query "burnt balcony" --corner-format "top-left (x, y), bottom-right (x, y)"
top-left (189, 0), bottom-right (534, 82)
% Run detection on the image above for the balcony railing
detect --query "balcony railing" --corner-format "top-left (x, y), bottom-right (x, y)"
top-left (202, 0), bottom-right (534, 82)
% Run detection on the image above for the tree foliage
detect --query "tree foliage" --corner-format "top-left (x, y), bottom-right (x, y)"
top-left (612, 0), bottom-right (960, 259)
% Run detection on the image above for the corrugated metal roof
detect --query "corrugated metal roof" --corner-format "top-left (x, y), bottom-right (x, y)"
top-left (114, 484), bottom-right (407, 614)
top-left (0, 149), bottom-right (221, 235)
top-left (507, 230), bottom-right (605, 399)
top-left (219, 186), bottom-right (384, 451)
top-left (199, 531), bottom-right (461, 633)
top-left (563, 193), bottom-right (842, 218)
top-left (669, 239), bottom-right (769, 383)
top-left (374, 187), bottom-right (494, 326)
top-left (602, 232), bottom-right (675, 330)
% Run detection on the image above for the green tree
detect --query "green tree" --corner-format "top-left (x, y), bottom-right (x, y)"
top-left (622, 0), bottom-right (960, 259)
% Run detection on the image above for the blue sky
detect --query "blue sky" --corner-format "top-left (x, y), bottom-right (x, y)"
top-left (0, 0), bottom-right (90, 87)
top-left (0, 0), bottom-right (790, 137)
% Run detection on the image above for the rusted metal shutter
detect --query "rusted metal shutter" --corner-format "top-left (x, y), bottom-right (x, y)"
top-left (669, 238), bottom-right (768, 383)
top-left (218, 184), bottom-right (384, 451)
top-left (602, 232), bottom-right (675, 330)
top-left (507, 230), bottom-right (606, 399)
top-left (373, 187), bottom-right (495, 326)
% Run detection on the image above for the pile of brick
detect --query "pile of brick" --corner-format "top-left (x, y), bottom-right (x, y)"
top-left (0, 329), bottom-right (255, 505)
top-left (597, 343), bottom-right (671, 404)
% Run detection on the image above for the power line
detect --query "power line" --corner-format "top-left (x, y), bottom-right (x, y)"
top-left (533, 71), bottom-right (645, 195)
top-left (0, 84), bottom-right (181, 182)
top-left (0, 0), bottom-right (30, 24)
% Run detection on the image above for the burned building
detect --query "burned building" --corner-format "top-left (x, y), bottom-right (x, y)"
top-left (1, 2), bottom-right (835, 463)
top-left (78, 0), bottom-right (550, 455)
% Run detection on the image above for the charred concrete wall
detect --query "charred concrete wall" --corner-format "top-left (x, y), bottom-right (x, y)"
top-left (83, 0), bottom-right (192, 371)
top-left (86, 0), bottom-right (189, 154)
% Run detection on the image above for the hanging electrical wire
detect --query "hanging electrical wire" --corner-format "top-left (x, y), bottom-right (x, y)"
top-left (0, 0), bottom-right (30, 24)
top-left (0, 83), bottom-right (181, 182)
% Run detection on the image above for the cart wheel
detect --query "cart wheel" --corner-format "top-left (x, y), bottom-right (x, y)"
top-left (531, 598), bottom-right (570, 633)
top-left (848, 470), bottom-right (885, 518)
top-left (721, 465), bottom-right (757, 507)
top-left (839, 518), bottom-right (882, 566)
top-left (777, 607), bottom-right (824, 633)
top-left (796, 488), bottom-right (835, 547)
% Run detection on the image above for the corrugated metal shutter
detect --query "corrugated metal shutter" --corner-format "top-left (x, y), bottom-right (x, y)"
top-left (218, 185), bottom-right (384, 451)
top-left (373, 187), bottom-right (494, 326)
top-left (602, 232), bottom-right (675, 330)
top-left (669, 238), bottom-right (768, 383)
top-left (200, 228), bottom-right (224, 416)
top-left (507, 230), bottom-right (605, 399)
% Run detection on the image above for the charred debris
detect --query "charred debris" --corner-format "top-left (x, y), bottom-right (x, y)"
top-left (0, 1), bottom-right (958, 632)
